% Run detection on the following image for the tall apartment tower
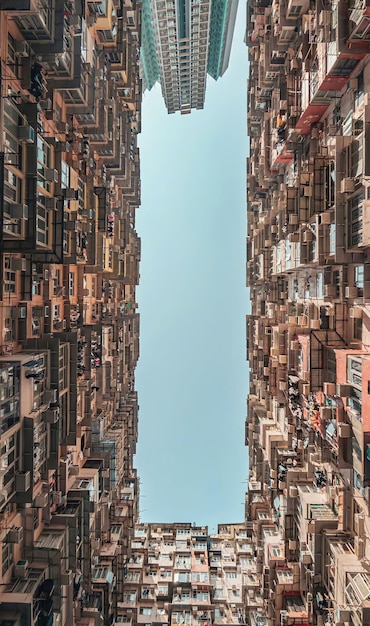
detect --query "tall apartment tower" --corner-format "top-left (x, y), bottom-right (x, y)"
top-left (246, 0), bottom-right (370, 622)
top-left (121, 522), bottom-right (250, 625)
top-left (141, 0), bottom-right (238, 113)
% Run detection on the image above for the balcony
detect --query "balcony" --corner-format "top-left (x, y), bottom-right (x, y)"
top-left (348, 0), bottom-right (370, 45)
top-left (297, 42), bottom-right (364, 135)
top-left (12, 0), bottom-right (64, 42)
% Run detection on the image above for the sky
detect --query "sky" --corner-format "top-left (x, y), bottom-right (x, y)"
top-left (135, 2), bottom-right (248, 532)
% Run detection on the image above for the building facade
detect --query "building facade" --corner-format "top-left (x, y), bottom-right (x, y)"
top-left (246, 0), bottom-right (370, 624)
top-left (140, 0), bottom-right (238, 113)
top-left (121, 522), bottom-right (249, 626)
top-left (0, 0), bottom-right (142, 624)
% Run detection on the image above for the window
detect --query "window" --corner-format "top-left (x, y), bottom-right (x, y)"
top-left (353, 317), bottom-right (362, 341)
top-left (329, 224), bottom-right (336, 255)
top-left (139, 608), bottom-right (152, 615)
top-left (289, 4), bottom-right (302, 15)
top-left (69, 272), bottom-right (75, 297)
top-left (192, 572), bottom-right (209, 582)
top-left (3, 258), bottom-right (16, 293)
top-left (351, 136), bottom-right (363, 178)
top-left (53, 305), bottom-right (60, 321)
top-left (3, 318), bottom-right (15, 343)
top-left (355, 73), bottom-right (364, 108)
top-left (2, 542), bottom-right (13, 576)
top-left (226, 571), bottom-right (237, 578)
top-left (355, 265), bottom-right (364, 288)
top-left (349, 193), bottom-right (363, 247)
top-left (271, 546), bottom-right (283, 557)
top-left (347, 357), bottom-right (363, 388)
top-left (36, 196), bottom-right (50, 246)
top-left (61, 160), bottom-right (70, 189)
top-left (174, 572), bottom-right (190, 583)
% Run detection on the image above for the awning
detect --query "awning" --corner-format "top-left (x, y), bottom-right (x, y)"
top-left (295, 104), bottom-right (328, 135)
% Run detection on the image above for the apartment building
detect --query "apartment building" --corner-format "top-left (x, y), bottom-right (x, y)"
top-left (140, 0), bottom-right (238, 113)
top-left (0, 1), bottom-right (142, 624)
top-left (246, 0), bottom-right (370, 624)
top-left (120, 522), bottom-right (249, 626)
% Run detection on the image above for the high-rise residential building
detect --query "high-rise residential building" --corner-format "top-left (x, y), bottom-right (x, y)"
top-left (246, 0), bottom-right (370, 623)
top-left (122, 522), bottom-right (249, 625)
top-left (0, 1), bottom-right (142, 624)
top-left (140, 0), bottom-right (238, 113)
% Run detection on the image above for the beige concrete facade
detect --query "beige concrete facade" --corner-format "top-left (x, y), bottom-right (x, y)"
top-left (0, 0), bottom-right (142, 624)
top-left (246, 0), bottom-right (370, 624)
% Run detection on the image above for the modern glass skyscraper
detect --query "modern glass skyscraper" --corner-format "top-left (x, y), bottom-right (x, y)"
top-left (141, 0), bottom-right (238, 113)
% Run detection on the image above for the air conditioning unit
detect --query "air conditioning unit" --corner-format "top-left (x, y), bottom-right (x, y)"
top-left (345, 286), bottom-right (359, 298)
top-left (44, 168), bottom-right (59, 183)
top-left (44, 388), bottom-right (58, 404)
top-left (56, 121), bottom-right (69, 134)
top-left (340, 177), bottom-right (355, 193)
top-left (355, 536), bottom-right (365, 559)
top-left (350, 78), bottom-right (358, 90)
top-left (288, 539), bottom-right (297, 550)
top-left (336, 383), bottom-right (353, 397)
top-left (289, 486), bottom-right (298, 498)
top-left (39, 98), bottom-right (52, 111)
top-left (338, 423), bottom-right (351, 438)
top-left (310, 319), bottom-right (321, 330)
top-left (18, 125), bottom-right (35, 143)
top-left (7, 527), bottom-right (23, 543)
top-left (15, 472), bottom-right (31, 492)
top-left (14, 560), bottom-right (28, 578)
top-left (52, 491), bottom-right (63, 505)
top-left (10, 257), bottom-right (26, 271)
top-left (324, 285), bottom-right (337, 298)
top-left (354, 513), bottom-right (365, 536)
top-left (323, 381), bottom-right (336, 396)
top-left (4, 152), bottom-right (18, 166)
top-left (44, 407), bottom-right (60, 424)
top-left (15, 40), bottom-right (29, 57)
top-left (337, 609), bottom-right (351, 621)
top-left (64, 188), bottom-right (79, 200)
top-left (45, 197), bottom-right (58, 211)
top-left (320, 407), bottom-right (333, 420)
top-left (303, 230), bottom-right (314, 243)
top-left (320, 212), bottom-right (331, 225)
top-left (300, 551), bottom-right (312, 564)
top-left (11, 203), bottom-right (28, 219)
top-left (309, 452), bottom-right (320, 464)
top-left (34, 492), bottom-right (49, 508)
top-left (350, 307), bottom-right (362, 319)
top-left (302, 383), bottom-right (310, 395)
